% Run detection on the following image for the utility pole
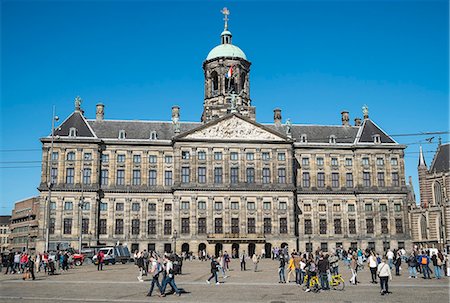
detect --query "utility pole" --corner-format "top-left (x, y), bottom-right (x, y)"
top-left (78, 168), bottom-right (85, 252)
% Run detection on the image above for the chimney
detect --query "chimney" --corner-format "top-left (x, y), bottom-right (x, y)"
top-left (341, 111), bottom-right (349, 126)
top-left (172, 105), bottom-right (180, 133)
top-left (354, 117), bottom-right (362, 126)
top-left (96, 103), bottom-right (105, 121)
top-left (273, 108), bottom-right (282, 127)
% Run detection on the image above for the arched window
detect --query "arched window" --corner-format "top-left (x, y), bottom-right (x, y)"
top-left (225, 78), bottom-right (236, 93)
top-left (240, 72), bottom-right (246, 93)
top-left (150, 131), bottom-right (157, 140)
top-left (69, 127), bottom-right (77, 137)
top-left (373, 134), bottom-right (381, 144)
top-left (301, 134), bottom-right (308, 143)
top-left (420, 214), bottom-right (428, 240)
top-left (211, 71), bottom-right (219, 95)
top-left (329, 135), bottom-right (336, 144)
top-left (118, 130), bottom-right (126, 140)
top-left (434, 182), bottom-right (443, 206)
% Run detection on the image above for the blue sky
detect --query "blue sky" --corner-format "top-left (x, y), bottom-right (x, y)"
top-left (1, 0), bottom-right (448, 214)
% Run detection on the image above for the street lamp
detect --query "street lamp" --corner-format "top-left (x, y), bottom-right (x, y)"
top-left (45, 107), bottom-right (59, 252)
top-left (78, 171), bottom-right (85, 252)
top-left (173, 229), bottom-right (178, 254)
top-left (308, 235), bottom-right (312, 253)
top-left (384, 235), bottom-right (387, 252)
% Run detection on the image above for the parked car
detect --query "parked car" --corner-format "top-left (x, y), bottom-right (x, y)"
top-left (92, 245), bottom-right (131, 265)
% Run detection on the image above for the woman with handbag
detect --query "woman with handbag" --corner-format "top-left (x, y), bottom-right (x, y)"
top-left (377, 257), bottom-right (392, 295)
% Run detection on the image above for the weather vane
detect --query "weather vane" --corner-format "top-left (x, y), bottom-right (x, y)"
top-left (221, 7), bottom-right (230, 30)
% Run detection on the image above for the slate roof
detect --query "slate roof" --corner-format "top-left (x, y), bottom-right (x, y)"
top-left (357, 119), bottom-right (396, 144)
top-left (54, 112), bottom-right (96, 138)
top-left (0, 215), bottom-right (11, 225)
top-left (266, 124), bottom-right (359, 144)
top-left (430, 143), bottom-right (450, 174)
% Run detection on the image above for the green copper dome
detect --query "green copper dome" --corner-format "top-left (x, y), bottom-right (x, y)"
top-left (206, 44), bottom-right (247, 61)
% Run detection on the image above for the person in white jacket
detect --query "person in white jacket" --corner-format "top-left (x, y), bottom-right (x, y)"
top-left (377, 258), bottom-right (392, 295)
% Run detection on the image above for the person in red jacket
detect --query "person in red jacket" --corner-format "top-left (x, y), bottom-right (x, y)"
top-left (97, 251), bottom-right (105, 271)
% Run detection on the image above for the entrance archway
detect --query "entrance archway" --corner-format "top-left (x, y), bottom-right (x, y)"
top-left (231, 243), bottom-right (239, 258)
top-left (181, 243), bottom-right (190, 254)
top-left (264, 242), bottom-right (272, 259)
top-left (248, 243), bottom-right (256, 256)
top-left (215, 243), bottom-right (223, 257)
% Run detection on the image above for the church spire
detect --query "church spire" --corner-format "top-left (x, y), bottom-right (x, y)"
top-left (418, 145), bottom-right (427, 168)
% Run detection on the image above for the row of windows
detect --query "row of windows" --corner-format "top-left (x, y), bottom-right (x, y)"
top-left (303, 203), bottom-right (402, 213)
top-left (301, 156), bottom-right (398, 167)
top-left (53, 217), bottom-right (287, 235)
top-left (304, 218), bottom-right (404, 235)
top-left (181, 151), bottom-right (286, 161)
top-left (301, 172), bottom-right (400, 188)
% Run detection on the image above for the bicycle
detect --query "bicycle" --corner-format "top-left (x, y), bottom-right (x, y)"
top-left (329, 273), bottom-right (345, 291)
top-left (302, 274), bottom-right (320, 293)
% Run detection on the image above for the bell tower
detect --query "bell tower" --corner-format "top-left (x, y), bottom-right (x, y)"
top-left (201, 7), bottom-right (255, 123)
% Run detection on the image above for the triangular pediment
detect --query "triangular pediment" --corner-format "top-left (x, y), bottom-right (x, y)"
top-left (179, 114), bottom-right (288, 141)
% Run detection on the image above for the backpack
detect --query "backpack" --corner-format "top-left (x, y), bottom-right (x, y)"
top-left (421, 256), bottom-right (427, 265)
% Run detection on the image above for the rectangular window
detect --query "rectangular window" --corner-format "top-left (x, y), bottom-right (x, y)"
top-left (278, 168), bottom-right (286, 184)
top-left (319, 219), bottom-right (327, 234)
top-left (51, 168), bottom-right (58, 184)
top-left (279, 201), bottom-right (287, 210)
top-left (394, 203), bottom-right (402, 212)
top-left (246, 167), bottom-right (255, 183)
top-left (381, 218), bottom-right (389, 234)
top-left (66, 168), bottom-right (74, 184)
top-left (51, 151), bottom-right (59, 161)
top-left (100, 202), bottom-right (108, 211)
top-left (99, 219), bottom-right (107, 235)
top-left (64, 201), bottom-right (73, 210)
top-left (164, 155), bottom-right (172, 164)
top-left (348, 204), bottom-right (355, 212)
top-left (304, 219), bottom-right (312, 234)
top-left (132, 202), bottom-right (140, 211)
top-left (214, 167), bottom-right (223, 184)
top-left (345, 158), bottom-right (352, 166)
top-left (198, 218), bottom-right (207, 234)
top-left (376, 157), bottom-right (384, 166)
top-left (50, 201), bottom-right (56, 210)
top-left (133, 155), bottom-right (141, 163)
top-left (116, 169), bottom-right (125, 185)
top-left (321, 243), bottom-right (328, 253)
top-left (214, 201), bottom-right (223, 210)
top-left (264, 218), bottom-right (272, 234)
top-left (63, 218), bottom-right (72, 234)
top-left (230, 152), bottom-right (238, 161)
top-left (262, 152), bottom-right (270, 161)
top-left (82, 202), bottom-right (90, 210)
top-left (132, 170), bottom-right (141, 186)
top-left (333, 204), bottom-right (341, 212)
top-left (80, 218), bottom-right (88, 234)
top-left (148, 170), bottom-right (157, 186)
top-left (181, 201), bottom-right (190, 210)
top-left (334, 219), bottom-right (342, 234)
top-left (132, 219), bottom-right (140, 235)
top-left (181, 218), bottom-right (190, 234)
top-left (391, 158), bottom-right (398, 166)
top-left (147, 219), bottom-right (156, 235)
top-left (198, 151), bottom-right (206, 160)
top-left (377, 172), bottom-right (385, 187)
top-left (362, 157), bottom-right (369, 166)
top-left (82, 168), bottom-right (91, 184)
top-left (346, 173), bottom-right (353, 188)
top-left (198, 167), bottom-right (207, 183)
top-left (365, 203), bottom-right (373, 212)
top-left (101, 169), bottom-right (109, 186)
top-left (164, 204), bottom-right (172, 212)
top-left (303, 204), bottom-right (311, 212)
top-left (331, 157), bottom-right (338, 166)
top-left (230, 167), bottom-right (239, 184)
top-left (214, 152), bottom-right (222, 160)
top-left (247, 218), bottom-right (256, 234)
top-left (164, 171), bottom-right (172, 186)
top-left (316, 157), bottom-right (324, 166)
top-left (181, 151), bottom-right (190, 160)
top-left (302, 172), bottom-right (310, 188)
top-left (164, 220), bottom-right (172, 235)
top-left (67, 152), bottom-right (75, 161)
top-left (231, 218), bottom-right (239, 234)
top-left (148, 203), bottom-right (156, 211)
top-left (198, 201), bottom-right (206, 210)
top-left (366, 218), bottom-right (374, 234)
top-left (215, 218), bottom-right (223, 234)
top-left (117, 154), bottom-right (125, 163)
top-left (246, 152), bottom-right (255, 161)
top-left (262, 168), bottom-right (271, 184)
top-left (395, 218), bottom-right (403, 234)
top-left (181, 167), bottom-right (190, 183)
top-left (317, 172), bottom-right (325, 188)
top-left (84, 153), bottom-right (92, 161)
top-left (263, 201), bottom-right (271, 210)
top-left (231, 201), bottom-right (239, 210)
top-left (392, 172), bottom-right (399, 187)
top-left (349, 219), bottom-right (356, 234)
top-left (247, 202), bottom-right (255, 210)
top-left (115, 219), bottom-right (124, 234)
top-left (115, 203), bottom-right (124, 211)
top-left (363, 172), bottom-right (371, 187)
top-left (278, 153), bottom-right (286, 161)
top-left (302, 157), bottom-right (310, 166)
top-left (280, 218), bottom-right (288, 234)
top-left (101, 153), bottom-right (109, 163)
top-left (380, 204), bottom-right (388, 212)
top-left (331, 173), bottom-right (339, 188)
top-left (149, 155), bottom-right (157, 163)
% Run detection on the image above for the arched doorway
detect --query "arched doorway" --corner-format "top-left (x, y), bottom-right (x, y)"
top-left (264, 242), bottom-right (272, 259)
top-left (181, 243), bottom-right (189, 254)
top-left (215, 243), bottom-right (223, 257)
top-left (248, 243), bottom-right (256, 256)
top-left (280, 242), bottom-right (289, 257)
top-left (198, 243), bottom-right (207, 261)
top-left (231, 243), bottom-right (239, 258)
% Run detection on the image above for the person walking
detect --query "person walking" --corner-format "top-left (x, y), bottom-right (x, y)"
top-left (136, 251), bottom-right (144, 282)
top-left (377, 258), bottom-right (392, 295)
top-left (5, 252), bottom-right (16, 274)
top-left (239, 250), bottom-right (247, 271)
top-left (350, 254), bottom-right (358, 285)
top-left (407, 253), bottom-right (418, 278)
top-left (206, 257), bottom-right (220, 285)
top-left (368, 252), bottom-right (378, 283)
top-left (394, 251), bottom-right (401, 276)
top-left (146, 255), bottom-right (162, 297)
top-left (252, 253), bottom-right (259, 272)
top-left (159, 256), bottom-right (182, 297)
top-left (386, 249), bottom-right (394, 269)
top-left (286, 254), bottom-right (295, 282)
top-left (278, 255), bottom-right (286, 283)
top-left (26, 255), bottom-right (36, 280)
top-left (97, 250), bottom-right (105, 271)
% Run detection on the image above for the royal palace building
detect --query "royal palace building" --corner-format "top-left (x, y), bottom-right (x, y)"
top-left (36, 11), bottom-right (412, 256)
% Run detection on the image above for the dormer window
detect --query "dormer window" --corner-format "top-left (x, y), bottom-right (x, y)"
top-left (373, 134), bottom-right (381, 144)
top-left (150, 131), bottom-right (157, 140)
top-left (300, 134), bottom-right (308, 143)
top-left (118, 130), bottom-right (126, 140)
top-left (69, 127), bottom-right (77, 137)
top-left (329, 135), bottom-right (336, 144)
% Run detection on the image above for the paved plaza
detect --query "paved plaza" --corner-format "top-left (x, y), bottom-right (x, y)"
top-left (0, 259), bottom-right (449, 303)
